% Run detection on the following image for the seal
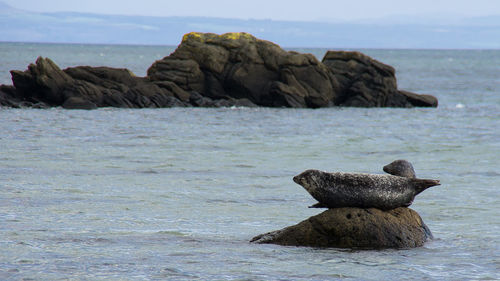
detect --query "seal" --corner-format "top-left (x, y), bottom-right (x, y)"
top-left (293, 170), bottom-right (440, 210)
top-left (383, 159), bottom-right (416, 178)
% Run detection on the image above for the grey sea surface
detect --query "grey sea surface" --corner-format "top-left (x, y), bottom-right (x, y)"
top-left (1, 43), bottom-right (499, 280)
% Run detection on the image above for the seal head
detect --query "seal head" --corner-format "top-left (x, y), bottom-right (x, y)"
top-left (293, 170), bottom-right (322, 194)
top-left (383, 159), bottom-right (416, 178)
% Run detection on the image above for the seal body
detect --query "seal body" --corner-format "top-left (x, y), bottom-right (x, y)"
top-left (293, 170), bottom-right (440, 210)
top-left (383, 159), bottom-right (416, 178)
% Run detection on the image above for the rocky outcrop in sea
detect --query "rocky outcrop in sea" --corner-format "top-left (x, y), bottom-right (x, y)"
top-left (0, 32), bottom-right (438, 109)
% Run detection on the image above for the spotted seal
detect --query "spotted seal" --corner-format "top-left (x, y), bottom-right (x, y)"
top-left (383, 159), bottom-right (416, 178)
top-left (293, 170), bottom-right (440, 210)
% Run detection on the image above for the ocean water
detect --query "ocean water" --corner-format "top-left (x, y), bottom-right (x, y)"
top-left (1, 43), bottom-right (500, 280)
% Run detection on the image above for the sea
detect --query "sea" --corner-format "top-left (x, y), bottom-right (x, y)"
top-left (0, 42), bottom-right (499, 280)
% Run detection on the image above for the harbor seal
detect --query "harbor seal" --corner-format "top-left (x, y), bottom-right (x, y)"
top-left (293, 170), bottom-right (440, 210)
top-left (383, 159), bottom-right (416, 178)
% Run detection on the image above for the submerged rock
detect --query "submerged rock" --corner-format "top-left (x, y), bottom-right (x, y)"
top-left (251, 207), bottom-right (433, 249)
top-left (1, 32), bottom-right (438, 109)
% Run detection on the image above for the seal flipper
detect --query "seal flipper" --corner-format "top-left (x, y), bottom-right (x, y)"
top-left (308, 202), bottom-right (328, 208)
top-left (413, 178), bottom-right (440, 195)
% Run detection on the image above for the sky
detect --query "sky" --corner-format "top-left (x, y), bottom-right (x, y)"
top-left (3, 0), bottom-right (500, 21)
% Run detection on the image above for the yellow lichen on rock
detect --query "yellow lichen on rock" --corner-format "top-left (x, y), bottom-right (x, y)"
top-left (221, 32), bottom-right (255, 41)
top-left (182, 32), bottom-right (203, 43)
top-left (182, 32), bottom-right (255, 43)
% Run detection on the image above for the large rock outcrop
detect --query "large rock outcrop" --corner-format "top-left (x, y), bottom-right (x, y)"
top-left (148, 32), bottom-right (340, 108)
top-left (1, 32), bottom-right (438, 109)
top-left (251, 207), bottom-right (433, 249)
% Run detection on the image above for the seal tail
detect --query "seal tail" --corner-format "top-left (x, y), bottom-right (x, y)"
top-left (413, 178), bottom-right (440, 194)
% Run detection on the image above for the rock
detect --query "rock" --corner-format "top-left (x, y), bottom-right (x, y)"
top-left (62, 96), bottom-right (97, 110)
top-left (251, 207), bottom-right (432, 249)
top-left (399, 90), bottom-right (438, 107)
top-left (0, 85), bottom-right (22, 107)
top-left (322, 51), bottom-right (437, 107)
top-left (63, 66), bottom-right (147, 108)
top-left (1, 84), bottom-right (50, 108)
top-left (2, 33), bottom-right (439, 109)
top-left (148, 32), bottom-right (340, 108)
top-left (189, 91), bottom-right (216, 107)
top-left (153, 81), bottom-right (192, 103)
top-left (8, 59), bottom-right (189, 109)
top-left (322, 51), bottom-right (405, 107)
top-left (147, 58), bottom-right (205, 94)
top-left (61, 79), bottom-right (118, 107)
top-left (188, 91), bottom-right (257, 107)
top-left (11, 57), bottom-right (74, 105)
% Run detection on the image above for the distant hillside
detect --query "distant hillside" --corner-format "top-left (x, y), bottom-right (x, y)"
top-left (1, 2), bottom-right (499, 48)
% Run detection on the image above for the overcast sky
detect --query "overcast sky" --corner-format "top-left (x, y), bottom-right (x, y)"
top-left (3, 0), bottom-right (500, 21)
